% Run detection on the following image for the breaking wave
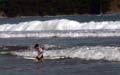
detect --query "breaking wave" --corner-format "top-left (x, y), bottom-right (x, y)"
top-left (0, 19), bottom-right (120, 38)
top-left (6, 46), bottom-right (120, 61)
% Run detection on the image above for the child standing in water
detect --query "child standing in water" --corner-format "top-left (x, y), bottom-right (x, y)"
top-left (34, 44), bottom-right (44, 62)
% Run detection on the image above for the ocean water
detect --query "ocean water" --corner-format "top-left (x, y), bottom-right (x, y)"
top-left (1, 14), bottom-right (120, 75)
top-left (1, 55), bottom-right (120, 75)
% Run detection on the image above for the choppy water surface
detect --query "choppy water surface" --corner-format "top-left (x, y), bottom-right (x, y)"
top-left (1, 14), bottom-right (120, 75)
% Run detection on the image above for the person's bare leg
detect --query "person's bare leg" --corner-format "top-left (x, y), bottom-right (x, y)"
top-left (34, 58), bottom-right (39, 62)
top-left (41, 58), bottom-right (44, 62)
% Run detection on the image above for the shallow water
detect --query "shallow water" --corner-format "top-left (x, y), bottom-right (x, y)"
top-left (1, 55), bottom-right (120, 75)
top-left (1, 14), bottom-right (120, 75)
top-left (0, 36), bottom-right (120, 46)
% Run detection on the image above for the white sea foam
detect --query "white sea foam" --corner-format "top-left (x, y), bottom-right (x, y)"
top-left (0, 19), bottom-right (120, 38)
top-left (1, 30), bottom-right (120, 38)
top-left (10, 46), bottom-right (120, 61)
top-left (0, 19), bottom-right (120, 31)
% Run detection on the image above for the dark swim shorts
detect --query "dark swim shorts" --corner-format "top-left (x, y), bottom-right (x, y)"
top-left (36, 55), bottom-right (43, 60)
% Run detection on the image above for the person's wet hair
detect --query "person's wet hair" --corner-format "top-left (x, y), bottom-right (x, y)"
top-left (34, 44), bottom-right (39, 48)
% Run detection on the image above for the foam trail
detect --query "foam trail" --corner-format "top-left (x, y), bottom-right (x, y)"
top-left (1, 30), bottom-right (120, 38)
top-left (10, 46), bottom-right (120, 61)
